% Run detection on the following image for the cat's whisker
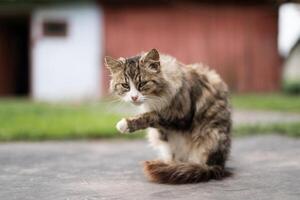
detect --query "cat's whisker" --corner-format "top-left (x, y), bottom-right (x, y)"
top-left (110, 99), bottom-right (121, 103)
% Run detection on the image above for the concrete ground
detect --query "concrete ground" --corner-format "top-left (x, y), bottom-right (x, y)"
top-left (0, 135), bottom-right (299, 200)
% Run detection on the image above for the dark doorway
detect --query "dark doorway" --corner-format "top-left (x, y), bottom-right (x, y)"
top-left (0, 16), bottom-right (30, 96)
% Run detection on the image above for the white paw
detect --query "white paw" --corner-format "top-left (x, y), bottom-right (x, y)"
top-left (116, 118), bottom-right (129, 133)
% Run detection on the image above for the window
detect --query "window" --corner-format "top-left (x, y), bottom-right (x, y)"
top-left (43, 20), bottom-right (67, 37)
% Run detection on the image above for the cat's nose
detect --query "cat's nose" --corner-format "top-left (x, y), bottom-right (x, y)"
top-left (131, 96), bottom-right (138, 101)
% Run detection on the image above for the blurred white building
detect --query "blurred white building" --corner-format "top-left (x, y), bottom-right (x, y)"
top-left (31, 4), bottom-right (103, 101)
top-left (0, 2), bottom-right (104, 102)
top-left (279, 3), bottom-right (300, 84)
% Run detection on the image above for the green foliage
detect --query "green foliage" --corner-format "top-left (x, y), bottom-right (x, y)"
top-left (231, 93), bottom-right (300, 112)
top-left (283, 81), bottom-right (300, 95)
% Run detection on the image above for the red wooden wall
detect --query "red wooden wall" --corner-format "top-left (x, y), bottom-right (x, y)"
top-left (103, 5), bottom-right (282, 93)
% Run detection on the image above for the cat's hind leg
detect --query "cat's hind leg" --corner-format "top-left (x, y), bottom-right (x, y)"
top-left (147, 128), bottom-right (172, 162)
top-left (189, 128), bottom-right (230, 167)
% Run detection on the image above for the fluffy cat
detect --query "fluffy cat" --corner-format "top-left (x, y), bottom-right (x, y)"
top-left (105, 49), bottom-right (231, 184)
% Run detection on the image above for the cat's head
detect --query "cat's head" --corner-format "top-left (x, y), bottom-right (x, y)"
top-left (105, 49), bottom-right (166, 106)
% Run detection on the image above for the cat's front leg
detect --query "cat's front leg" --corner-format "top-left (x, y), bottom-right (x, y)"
top-left (116, 112), bottom-right (160, 134)
top-left (116, 118), bottom-right (130, 133)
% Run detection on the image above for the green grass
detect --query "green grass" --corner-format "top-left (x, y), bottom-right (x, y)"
top-left (231, 93), bottom-right (300, 137)
top-left (234, 122), bottom-right (300, 137)
top-left (1, 94), bottom-right (300, 141)
top-left (231, 93), bottom-right (300, 113)
top-left (0, 99), bottom-right (142, 141)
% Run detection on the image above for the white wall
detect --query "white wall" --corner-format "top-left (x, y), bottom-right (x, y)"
top-left (283, 43), bottom-right (300, 82)
top-left (279, 3), bottom-right (300, 57)
top-left (31, 4), bottom-right (103, 102)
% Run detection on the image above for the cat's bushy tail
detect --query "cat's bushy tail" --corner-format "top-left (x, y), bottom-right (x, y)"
top-left (143, 160), bottom-right (230, 184)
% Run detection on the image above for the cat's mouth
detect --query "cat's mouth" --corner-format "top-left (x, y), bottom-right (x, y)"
top-left (131, 101), bottom-right (143, 106)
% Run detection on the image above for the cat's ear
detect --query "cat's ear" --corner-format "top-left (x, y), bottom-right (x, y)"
top-left (104, 56), bottom-right (123, 74)
top-left (142, 48), bottom-right (160, 63)
top-left (142, 49), bottom-right (160, 73)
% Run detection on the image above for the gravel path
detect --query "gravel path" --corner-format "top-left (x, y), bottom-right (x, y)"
top-left (233, 109), bottom-right (300, 125)
top-left (0, 135), bottom-right (299, 200)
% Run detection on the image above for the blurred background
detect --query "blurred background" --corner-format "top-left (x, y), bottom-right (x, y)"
top-left (0, 0), bottom-right (300, 141)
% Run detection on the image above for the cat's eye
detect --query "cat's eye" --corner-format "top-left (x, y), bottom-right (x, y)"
top-left (139, 81), bottom-right (147, 88)
top-left (138, 81), bottom-right (149, 90)
top-left (121, 83), bottom-right (129, 89)
top-left (149, 63), bottom-right (158, 70)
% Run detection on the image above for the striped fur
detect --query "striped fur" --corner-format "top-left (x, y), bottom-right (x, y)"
top-left (143, 160), bottom-right (228, 184)
top-left (105, 49), bottom-right (231, 184)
